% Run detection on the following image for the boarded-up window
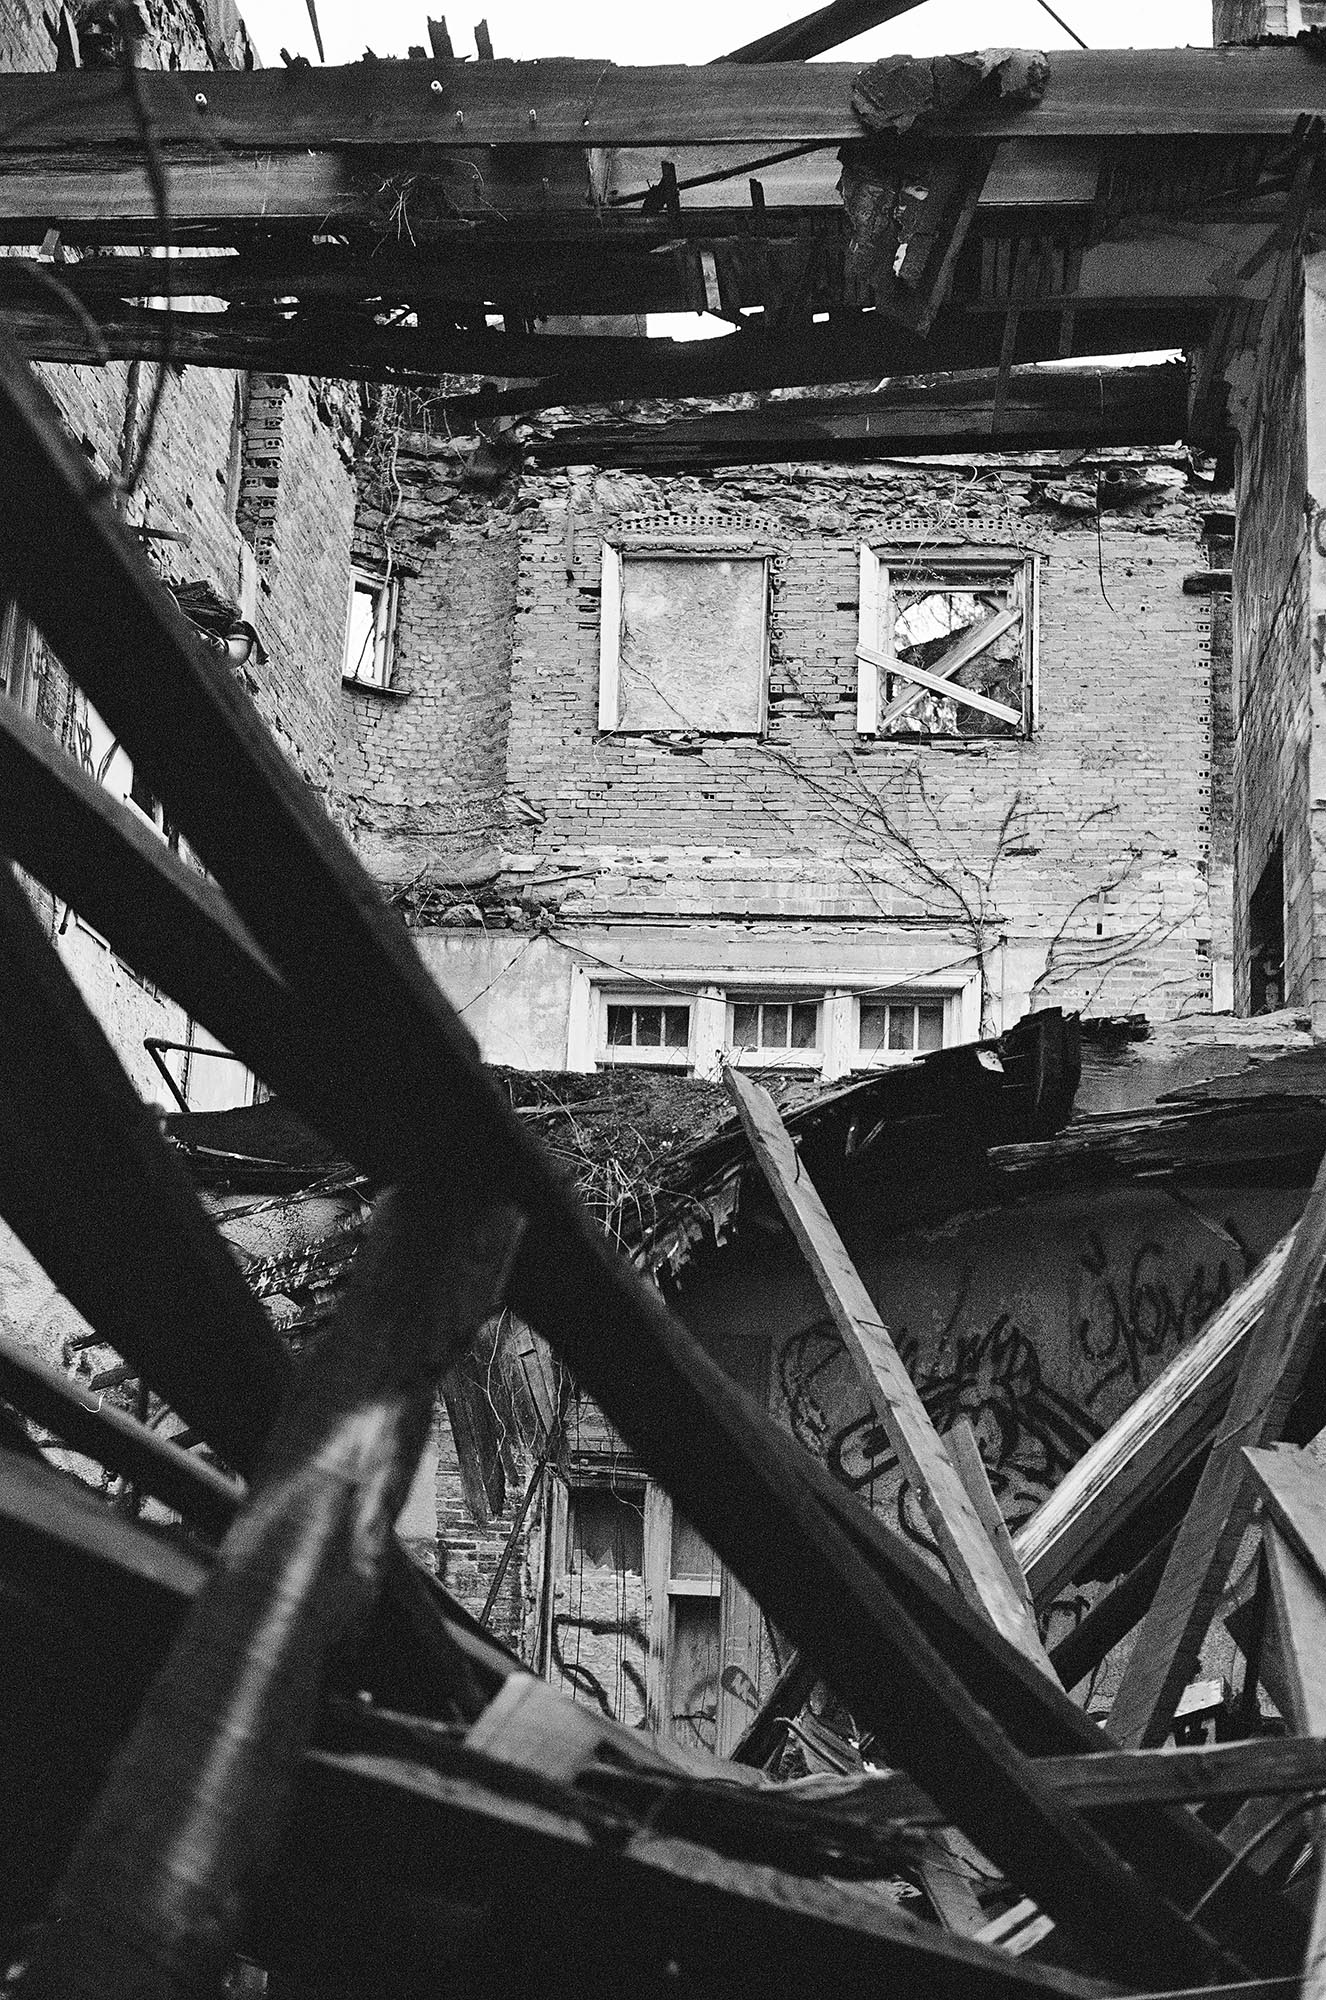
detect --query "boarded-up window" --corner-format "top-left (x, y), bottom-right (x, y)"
top-left (599, 546), bottom-right (769, 734)
top-left (857, 549), bottom-right (1035, 740)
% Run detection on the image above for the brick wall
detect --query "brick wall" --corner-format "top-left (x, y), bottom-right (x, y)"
top-left (1232, 246), bottom-right (1311, 1014)
top-left (495, 460), bottom-right (1216, 1023)
top-left (2, 1), bottom-right (358, 1099)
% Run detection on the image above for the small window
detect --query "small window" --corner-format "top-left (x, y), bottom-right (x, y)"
top-left (857, 548), bottom-right (1034, 740)
top-left (599, 995), bottom-right (692, 1068)
top-left (857, 996), bottom-right (948, 1065)
top-left (343, 571), bottom-right (400, 690)
top-left (728, 994), bottom-right (822, 1068)
top-left (599, 545), bottom-right (769, 734)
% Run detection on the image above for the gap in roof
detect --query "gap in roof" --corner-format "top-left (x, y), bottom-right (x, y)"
top-left (254, 0), bottom-right (1211, 70)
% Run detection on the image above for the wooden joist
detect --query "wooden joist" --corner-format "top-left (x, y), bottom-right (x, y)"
top-left (723, 1063), bottom-right (1052, 1674)
top-left (1108, 1156), bottom-right (1326, 1748)
top-left (2, 49), bottom-right (1326, 151)
top-left (0, 331), bottom-right (1250, 1983)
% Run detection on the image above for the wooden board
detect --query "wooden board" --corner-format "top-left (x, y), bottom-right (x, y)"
top-left (946, 1416), bottom-right (1035, 1619)
top-left (1108, 1155), bottom-right (1326, 1748)
top-left (1014, 1234), bottom-right (1292, 1605)
top-left (1033, 1733), bottom-right (1326, 1810)
top-left (1262, 1524), bottom-right (1326, 2000)
top-left (2, 50), bottom-right (1326, 150)
top-left (724, 1064), bottom-right (1052, 1674)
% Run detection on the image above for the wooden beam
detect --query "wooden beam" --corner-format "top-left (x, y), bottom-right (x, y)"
top-left (2, 49), bottom-right (1326, 151)
top-left (1261, 1523), bottom-right (1326, 1998)
top-left (724, 1064), bottom-right (1053, 1673)
top-left (1035, 1734), bottom-right (1326, 1811)
top-left (1013, 1232), bottom-right (1292, 1606)
top-left (1048, 1529), bottom-right (1178, 1692)
top-left (716, 0), bottom-right (927, 64)
top-left (21, 1186), bottom-right (522, 1999)
top-left (857, 640), bottom-right (1024, 724)
top-left (946, 1417), bottom-right (1036, 1619)
top-left (0, 1332), bottom-right (243, 1539)
top-left (1109, 1158), bottom-right (1326, 1749)
top-left (527, 360), bottom-right (1191, 469)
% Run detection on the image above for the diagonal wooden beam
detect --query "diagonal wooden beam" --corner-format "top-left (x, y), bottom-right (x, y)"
top-left (715, 0), bottom-right (927, 64)
top-left (1108, 1155), bottom-right (1326, 1748)
top-left (723, 1063), bottom-right (1052, 1673)
top-left (858, 639), bottom-right (1024, 725)
top-left (873, 603), bottom-right (1023, 732)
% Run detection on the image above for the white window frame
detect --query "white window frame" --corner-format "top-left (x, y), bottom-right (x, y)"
top-left (598, 542), bottom-right (771, 736)
top-left (594, 987), bottom-right (695, 1070)
top-left (724, 991), bottom-right (824, 1072)
top-left (852, 988), bottom-right (961, 1069)
top-left (856, 547), bottom-right (1038, 740)
top-left (342, 568), bottom-right (401, 691)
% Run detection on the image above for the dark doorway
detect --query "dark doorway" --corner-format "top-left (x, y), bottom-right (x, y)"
top-left (1248, 839), bottom-right (1284, 1014)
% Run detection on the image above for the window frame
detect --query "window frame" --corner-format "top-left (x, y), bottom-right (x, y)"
top-left (856, 546), bottom-right (1038, 741)
top-left (342, 568), bottom-right (401, 692)
top-left (0, 598), bottom-right (37, 717)
top-left (595, 988), bottom-right (695, 1071)
top-left (852, 988), bottom-right (960, 1069)
top-left (725, 991), bottom-right (824, 1071)
top-left (598, 542), bottom-right (771, 737)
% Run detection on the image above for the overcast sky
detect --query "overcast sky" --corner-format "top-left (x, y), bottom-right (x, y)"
top-left (252, 0), bottom-right (1213, 68)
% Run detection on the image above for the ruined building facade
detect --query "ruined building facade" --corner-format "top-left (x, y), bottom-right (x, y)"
top-left (341, 428), bottom-right (1233, 1085)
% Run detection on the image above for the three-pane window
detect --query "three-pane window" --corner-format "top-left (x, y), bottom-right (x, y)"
top-left (859, 998), bottom-right (945, 1057)
top-left (731, 998), bottom-right (819, 1054)
top-left (604, 1000), bottom-right (691, 1061)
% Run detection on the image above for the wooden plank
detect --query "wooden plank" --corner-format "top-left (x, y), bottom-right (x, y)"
top-left (1261, 1524), bottom-right (1326, 2000)
top-left (1108, 1155), bottom-right (1326, 1748)
top-left (0, 335), bottom-right (1266, 1982)
top-left (0, 859), bottom-right (289, 1477)
top-left (1014, 1232), bottom-right (1292, 1606)
top-left (3, 50), bottom-right (1326, 151)
top-left (264, 1744), bottom-right (1120, 2000)
top-left (875, 602), bottom-right (1024, 733)
top-left (1244, 1444), bottom-right (1326, 1595)
top-left (21, 1185), bottom-right (522, 1998)
top-left (723, 1064), bottom-right (1053, 1674)
top-left (857, 640), bottom-right (1024, 724)
top-left (946, 1417), bottom-right (1035, 1618)
top-left (1032, 1734), bottom-right (1326, 1810)
top-left (717, 0), bottom-right (927, 64)
top-left (0, 1332), bottom-right (243, 1539)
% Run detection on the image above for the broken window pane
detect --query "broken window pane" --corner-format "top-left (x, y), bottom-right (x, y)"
top-left (879, 560), bottom-right (1029, 741)
top-left (732, 1002), bottom-right (759, 1049)
top-left (760, 1003), bottom-right (789, 1050)
top-left (859, 1002), bottom-right (888, 1053)
top-left (635, 1006), bottom-right (663, 1047)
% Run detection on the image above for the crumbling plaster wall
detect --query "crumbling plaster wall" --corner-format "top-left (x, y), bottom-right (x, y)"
top-left (500, 461), bottom-right (1218, 1027)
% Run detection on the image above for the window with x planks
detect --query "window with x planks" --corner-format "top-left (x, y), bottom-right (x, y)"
top-left (856, 548), bottom-right (1036, 741)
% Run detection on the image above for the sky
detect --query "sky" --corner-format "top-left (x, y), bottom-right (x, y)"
top-left (252, 0), bottom-right (1213, 68)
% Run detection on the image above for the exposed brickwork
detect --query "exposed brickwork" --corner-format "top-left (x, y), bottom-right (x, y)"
top-left (495, 461), bottom-right (1216, 1023)
top-left (2, 7), bottom-right (358, 1096)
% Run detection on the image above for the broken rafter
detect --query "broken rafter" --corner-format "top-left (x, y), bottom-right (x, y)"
top-left (1109, 1153), bottom-right (1326, 1749)
top-left (715, 0), bottom-right (928, 65)
top-left (724, 1063), bottom-right (1055, 1675)
top-left (527, 360), bottom-right (1192, 469)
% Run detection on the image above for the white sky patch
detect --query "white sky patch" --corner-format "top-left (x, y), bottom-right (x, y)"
top-left (250, 0), bottom-right (1211, 69)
